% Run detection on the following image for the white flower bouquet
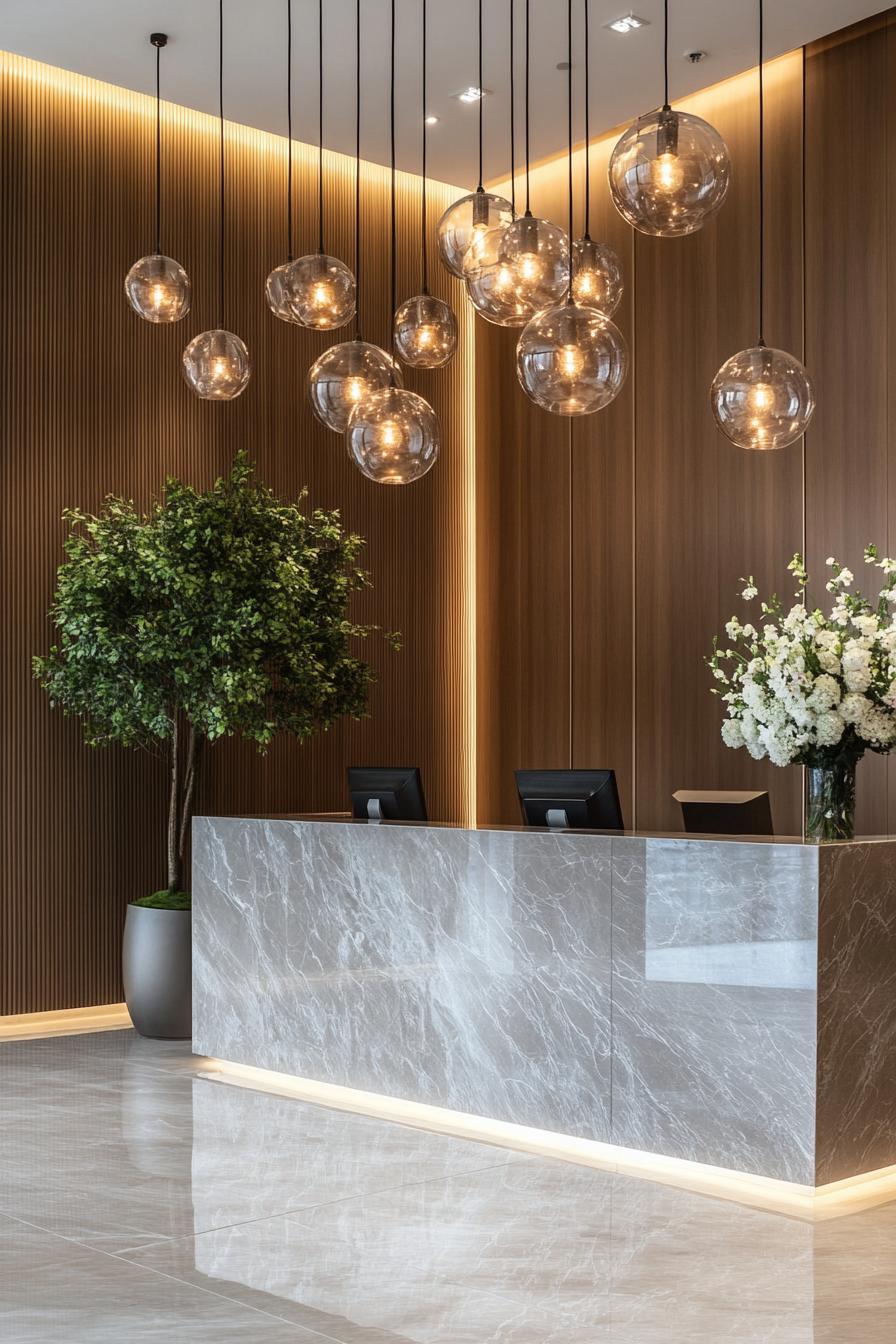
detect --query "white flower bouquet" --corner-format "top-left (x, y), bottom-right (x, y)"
top-left (708, 548), bottom-right (896, 840)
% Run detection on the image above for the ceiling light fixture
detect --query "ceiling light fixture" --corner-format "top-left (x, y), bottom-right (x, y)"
top-left (265, 0), bottom-right (298, 322)
top-left (517, 0), bottom-right (628, 416)
top-left (182, 1), bottom-right (251, 400)
top-left (457, 86), bottom-right (487, 102)
top-left (710, 0), bottom-right (815, 450)
top-left (124, 33), bottom-right (191, 323)
top-left (284, 0), bottom-right (356, 328)
top-left (437, 0), bottom-right (512, 279)
top-left (347, 0), bottom-right (440, 484)
top-left (571, 0), bottom-right (624, 316)
top-left (425, 114), bottom-right (439, 125)
top-left (607, 13), bottom-right (647, 34)
top-left (495, 0), bottom-right (568, 315)
top-left (308, 0), bottom-right (400, 434)
top-left (393, 0), bottom-right (458, 368)
top-left (608, 0), bottom-right (730, 236)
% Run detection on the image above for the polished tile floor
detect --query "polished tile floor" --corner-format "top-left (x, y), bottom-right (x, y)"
top-left (0, 1031), bottom-right (894, 1342)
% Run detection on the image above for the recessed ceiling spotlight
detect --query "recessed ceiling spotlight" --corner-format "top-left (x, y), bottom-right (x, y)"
top-left (606, 13), bottom-right (648, 34)
top-left (425, 114), bottom-right (439, 125)
top-left (456, 85), bottom-right (488, 103)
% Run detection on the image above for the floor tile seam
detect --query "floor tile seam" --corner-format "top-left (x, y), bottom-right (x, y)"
top-left (107, 1156), bottom-right (526, 1257)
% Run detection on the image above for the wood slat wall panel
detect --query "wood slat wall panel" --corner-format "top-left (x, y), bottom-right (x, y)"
top-left (0, 54), bottom-right (474, 1014)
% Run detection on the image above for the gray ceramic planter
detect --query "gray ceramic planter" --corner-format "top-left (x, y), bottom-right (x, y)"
top-left (122, 904), bottom-right (192, 1040)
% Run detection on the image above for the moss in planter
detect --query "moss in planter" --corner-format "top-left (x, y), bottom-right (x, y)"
top-left (133, 890), bottom-right (192, 911)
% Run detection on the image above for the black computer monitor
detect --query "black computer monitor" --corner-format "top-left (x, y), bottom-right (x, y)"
top-left (347, 767), bottom-right (428, 822)
top-left (674, 790), bottom-right (773, 836)
top-left (515, 769), bottom-right (624, 831)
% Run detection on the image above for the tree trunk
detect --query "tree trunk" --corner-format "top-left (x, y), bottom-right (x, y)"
top-left (167, 713), bottom-right (180, 891)
top-left (176, 727), bottom-right (202, 884)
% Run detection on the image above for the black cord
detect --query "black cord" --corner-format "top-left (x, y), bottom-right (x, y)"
top-left (524, 0), bottom-right (531, 215)
top-left (355, 0), bottom-right (362, 337)
top-left (286, 0), bottom-right (293, 259)
top-left (509, 0), bottom-right (515, 216)
top-left (154, 40), bottom-right (162, 253)
top-left (218, 0), bottom-right (225, 326)
top-left (583, 0), bottom-right (590, 239)
top-left (390, 0), bottom-right (397, 356)
top-left (317, 0), bottom-right (324, 254)
top-left (477, 0), bottom-right (484, 190)
top-left (663, 0), bottom-right (669, 107)
top-left (421, 0), bottom-right (428, 292)
top-left (566, 0), bottom-right (573, 299)
top-left (758, 0), bottom-right (765, 344)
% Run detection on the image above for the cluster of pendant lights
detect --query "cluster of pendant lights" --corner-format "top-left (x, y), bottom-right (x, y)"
top-left (126, 0), bottom-right (814, 481)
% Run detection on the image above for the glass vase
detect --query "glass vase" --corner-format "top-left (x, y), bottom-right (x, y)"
top-left (804, 760), bottom-right (857, 843)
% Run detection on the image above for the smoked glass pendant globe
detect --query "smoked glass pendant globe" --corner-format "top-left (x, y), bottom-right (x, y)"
top-left (609, 106), bottom-right (731, 237)
top-left (307, 340), bottom-right (402, 434)
top-left (436, 189), bottom-right (513, 278)
top-left (570, 238), bottom-right (624, 317)
top-left (125, 253), bottom-right (191, 323)
top-left (285, 252), bottom-right (356, 329)
top-left (182, 329), bottom-right (251, 401)
top-left (517, 301), bottom-right (628, 416)
top-left (711, 344), bottom-right (815, 451)
top-left (265, 261), bottom-right (298, 322)
top-left (346, 385), bottom-right (440, 484)
top-left (393, 293), bottom-right (458, 368)
top-left (499, 215), bottom-right (569, 315)
top-left (462, 226), bottom-right (530, 327)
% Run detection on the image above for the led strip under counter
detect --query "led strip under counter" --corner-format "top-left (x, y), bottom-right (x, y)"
top-left (202, 1058), bottom-right (896, 1223)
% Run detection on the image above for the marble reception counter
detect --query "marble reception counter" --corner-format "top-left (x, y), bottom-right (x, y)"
top-left (192, 817), bottom-right (896, 1195)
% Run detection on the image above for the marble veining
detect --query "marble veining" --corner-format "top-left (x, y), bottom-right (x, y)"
top-left (189, 818), bottom-right (896, 1184)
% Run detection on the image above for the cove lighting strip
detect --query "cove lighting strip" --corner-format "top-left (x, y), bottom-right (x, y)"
top-left (201, 1057), bottom-right (896, 1222)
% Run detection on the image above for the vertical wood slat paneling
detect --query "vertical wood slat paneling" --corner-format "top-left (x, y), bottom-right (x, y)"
top-left (0, 53), bottom-right (474, 1015)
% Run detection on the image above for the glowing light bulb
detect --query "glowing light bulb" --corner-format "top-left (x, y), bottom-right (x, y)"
top-left (151, 283), bottom-right (166, 309)
top-left (495, 265), bottom-right (514, 293)
top-left (379, 419), bottom-right (402, 450)
top-left (345, 376), bottom-right (366, 403)
top-left (560, 343), bottom-right (585, 379)
top-left (519, 253), bottom-right (542, 282)
top-left (416, 325), bottom-right (435, 349)
top-left (749, 382), bottom-right (773, 411)
top-left (212, 357), bottom-right (228, 380)
top-left (654, 151), bottom-right (684, 192)
top-left (125, 254), bottom-right (191, 323)
top-left (574, 270), bottom-right (596, 300)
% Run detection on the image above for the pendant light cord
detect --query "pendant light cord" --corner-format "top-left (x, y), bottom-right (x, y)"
top-left (566, 0), bottom-right (573, 300)
top-left (663, 0), bottom-right (669, 107)
top-left (355, 0), bottom-right (362, 337)
top-left (218, 0), bottom-right (225, 327)
top-left (317, 0), bottom-right (324, 254)
top-left (583, 0), bottom-right (590, 239)
top-left (390, 0), bottom-right (397, 358)
top-left (421, 0), bottom-right (429, 292)
top-left (758, 0), bottom-right (765, 344)
top-left (286, 0), bottom-right (293, 260)
top-left (509, 0), bottom-right (516, 217)
top-left (477, 0), bottom-right (484, 190)
top-left (154, 39), bottom-right (162, 254)
top-left (524, 0), bottom-right (531, 214)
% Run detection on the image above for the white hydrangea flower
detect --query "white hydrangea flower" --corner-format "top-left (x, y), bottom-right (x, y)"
top-left (741, 582), bottom-right (758, 600)
top-left (814, 711), bottom-right (844, 747)
top-left (721, 718), bottom-right (744, 749)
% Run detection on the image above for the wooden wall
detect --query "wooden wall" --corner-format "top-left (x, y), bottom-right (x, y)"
top-left (478, 15), bottom-right (896, 834)
top-left (0, 53), bottom-right (474, 1015)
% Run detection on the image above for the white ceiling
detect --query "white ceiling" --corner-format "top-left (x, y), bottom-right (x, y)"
top-left (0, 0), bottom-right (884, 187)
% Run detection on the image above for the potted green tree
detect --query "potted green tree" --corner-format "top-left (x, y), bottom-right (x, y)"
top-left (35, 452), bottom-right (395, 1039)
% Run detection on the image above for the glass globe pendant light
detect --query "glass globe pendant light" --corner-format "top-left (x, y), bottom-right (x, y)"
top-left (182, 0), bottom-right (250, 401)
top-left (265, 0), bottom-right (298, 322)
top-left (347, 0), bottom-right (440, 485)
top-left (284, 0), bottom-right (356, 329)
top-left (308, 0), bottom-right (400, 433)
top-left (463, 0), bottom-right (530, 328)
top-left (608, 0), bottom-right (730, 237)
top-left (516, 0), bottom-right (628, 416)
top-left (570, 0), bottom-right (623, 317)
top-left (124, 34), bottom-right (191, 323)
top-left (711, 0), bottom-right (814, 450)
top-left (471, 0), bottom-right (567, 320)
top-left (393, 0), bottom-right (457, 368)
top-left (436, 0), bottom-right (512, 278)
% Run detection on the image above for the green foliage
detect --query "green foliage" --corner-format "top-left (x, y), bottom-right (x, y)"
top-left (133, 890), bottom-right (192, 911)
top-left (34, 452), bottom-right (391, 750)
